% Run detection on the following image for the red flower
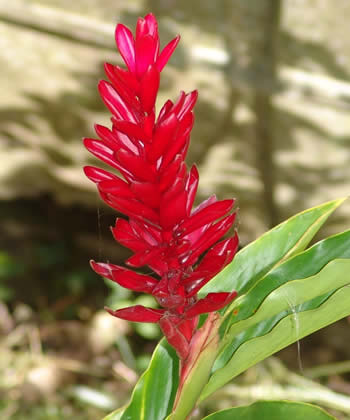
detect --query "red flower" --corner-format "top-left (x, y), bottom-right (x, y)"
top-left (84, 13), bottom-right (238, 360)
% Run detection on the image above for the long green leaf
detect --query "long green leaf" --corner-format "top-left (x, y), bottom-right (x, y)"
top-left (103, 339), bottom-right (179, 420)
top-left (222, 229), bottom-right (350, 327)
top-left (201, 265), bottom-right (350, 400)
top-left (202, 401), bottom-right (336, 420)
top-left (200, 198), bottom-right (346, 297)
top-left (212, 230), bottom-right (350, 376)
top-left (224, 259), bottom-right (350, 342)
top-left (103, 409), bottom-right (122, 420)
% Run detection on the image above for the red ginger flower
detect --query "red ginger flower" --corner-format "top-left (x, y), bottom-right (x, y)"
top-left (83, 13), bottom-right (238, 360)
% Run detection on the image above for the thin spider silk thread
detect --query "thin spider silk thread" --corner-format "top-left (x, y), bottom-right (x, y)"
top-left (282, 290), bottom-right (304, 374)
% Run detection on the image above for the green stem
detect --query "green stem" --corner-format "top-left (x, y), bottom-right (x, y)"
top-left (168, 313), bottom-right (221, 420)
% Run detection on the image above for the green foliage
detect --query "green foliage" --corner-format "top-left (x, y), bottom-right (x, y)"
top-left (35, 242), bottom-right (67, 270)
top-left (202, 259), bottom-right (350, 399)
top-left (0, 251), bottom-right (25, 301)
top-left (104, 278), bottom-right (132, 307)
top-left (201, 401), bottom-right (336, 420)
top-left (207, 228), bottom-right (350, 383)
top-left (103, 198), bottom-right (349, 420)
top-left (103, 340), bottom-right (179, 420)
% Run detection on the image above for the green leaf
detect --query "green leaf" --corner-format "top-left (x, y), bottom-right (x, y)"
top-left (202, 401), bottom-right (336, 420)
top-left (222, 229), bottom-right (350, 329)
top-left (200, 198), bottom-right (346, 297)
top-left (103, 339), bottom-right (179, 420)
top-left (210, 229), bottom-right (350, 380)
top-left (201, 259), bottom-right (350, 400)
top-left (103, 410), bottom-right (122, 420)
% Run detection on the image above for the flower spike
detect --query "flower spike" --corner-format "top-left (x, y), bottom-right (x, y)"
top-left (84, 13), bottom-right (238, 361)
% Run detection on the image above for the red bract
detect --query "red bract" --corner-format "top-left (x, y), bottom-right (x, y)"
top-left (84, 13), bottom-right (238, 361)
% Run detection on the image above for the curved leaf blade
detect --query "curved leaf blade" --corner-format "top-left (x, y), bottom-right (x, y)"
top-left (201, 278), bottom-right (350, 400)
top-left (224, 259), bottom-right (350, 344)
top-left (223, 229), bottom-right (350, 328)
top-left (200, 198), bottom-right (346, 297)
top-left (103, 339), bottom-right (179, 420)
top-left (212, 230), bottom-right (350, 377)
top-left (202, 401), bottom-right (336, 420)
top-left (103, 409), bottom-right (122, 420)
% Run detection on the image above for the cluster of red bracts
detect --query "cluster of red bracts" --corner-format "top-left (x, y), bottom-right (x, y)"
top-left (84, 13), bottom-right (238, 360)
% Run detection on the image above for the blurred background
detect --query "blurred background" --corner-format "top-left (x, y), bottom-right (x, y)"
top-left (1, 0), bottom-right (350, 418)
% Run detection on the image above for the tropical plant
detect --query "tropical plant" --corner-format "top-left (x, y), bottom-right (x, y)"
top-left (83, 13), bottom-right (350, 420)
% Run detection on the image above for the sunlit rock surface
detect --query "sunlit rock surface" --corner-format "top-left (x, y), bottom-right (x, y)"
top-left (1, 0), bottom-right (350, 244)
